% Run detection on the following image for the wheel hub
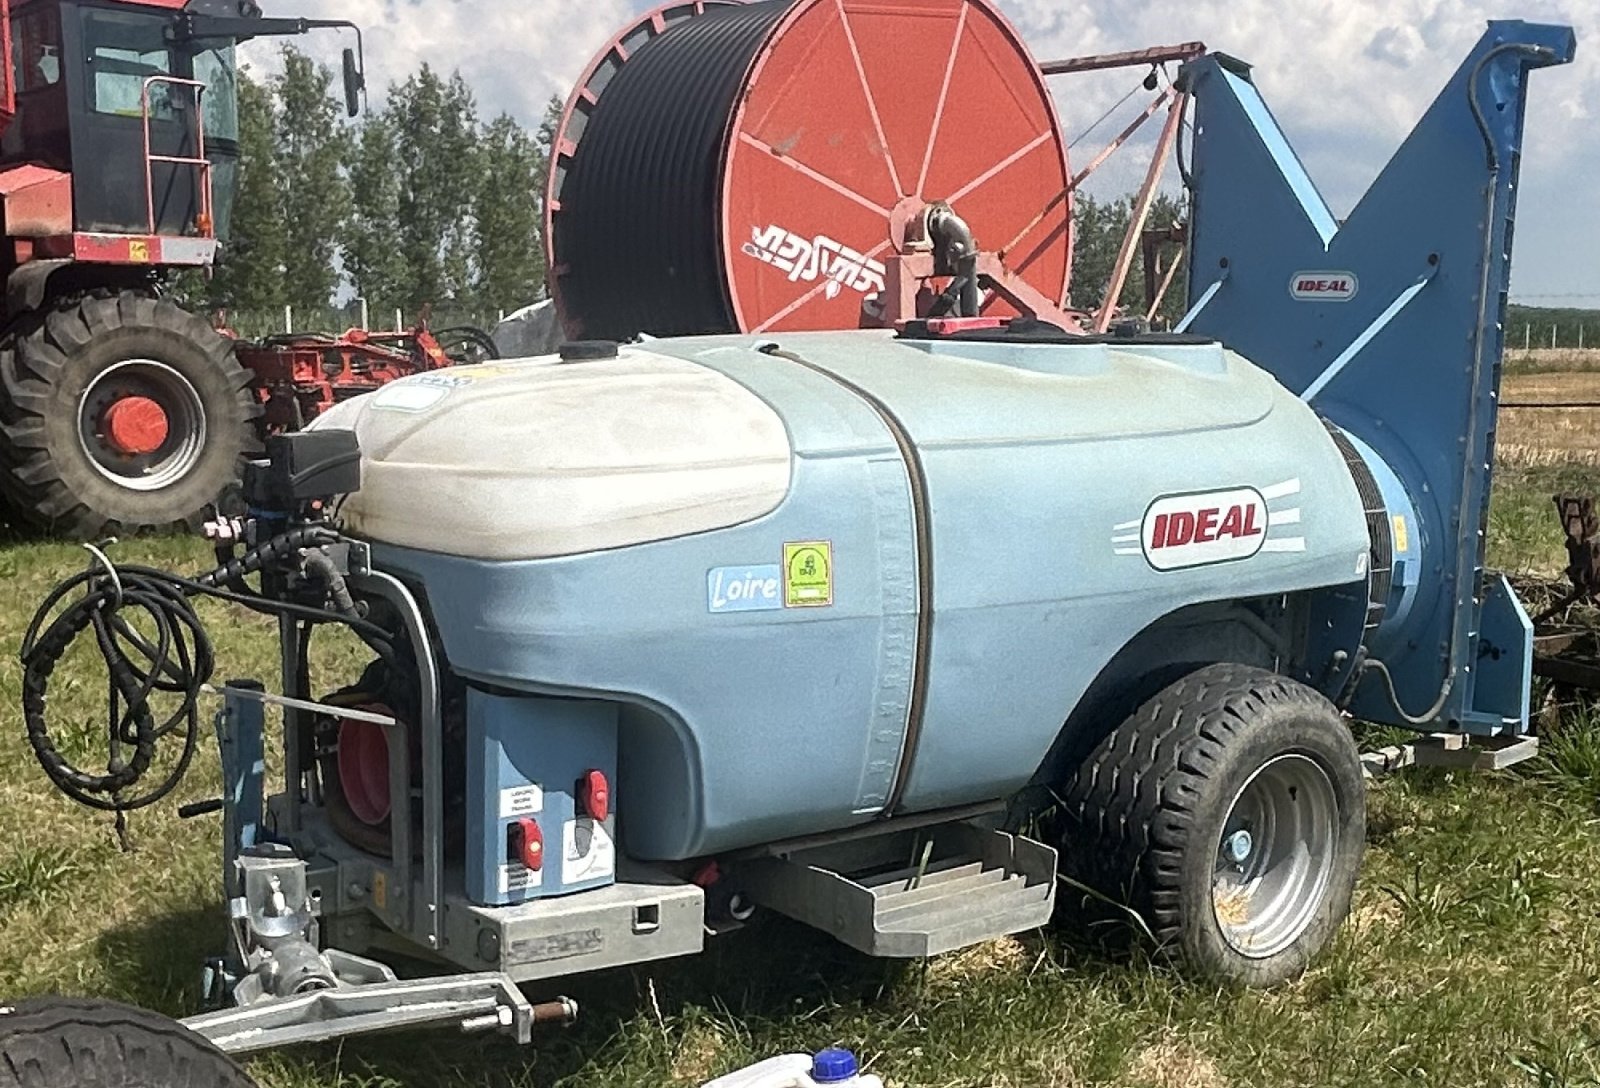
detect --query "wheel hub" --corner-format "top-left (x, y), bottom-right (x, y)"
top-left (102, 396), bottom-right (170, 456)
top-left (1212, 754), bottom-right (1339, 959)
top-left (78, 359), bottom-right (208, 492)
top-left (1223, 829), bottom-right (1254, 866)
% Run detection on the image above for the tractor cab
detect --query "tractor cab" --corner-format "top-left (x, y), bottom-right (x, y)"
top-left (0, 0), bottom-right (361, 255)
top-left (6, 0), bottom-right (234, 241)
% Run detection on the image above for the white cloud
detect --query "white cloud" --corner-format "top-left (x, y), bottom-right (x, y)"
top-left (246, 0), bottom-right (1598, 303)
top-left (241, 0), bottom-right (636, 118)
top-left (1366, 25), bottom-right (1426, 68)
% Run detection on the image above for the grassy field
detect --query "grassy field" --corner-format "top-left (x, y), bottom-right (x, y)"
top-left (0, 360), bottom-right (1598, 1086)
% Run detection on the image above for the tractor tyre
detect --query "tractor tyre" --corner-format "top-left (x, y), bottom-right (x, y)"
top-left (1055, 662), bottom-right (1365, 987)
top-left (0, 997), bottom-right (257, 1087)
top-left (0, 292), bottom-right (261, 538)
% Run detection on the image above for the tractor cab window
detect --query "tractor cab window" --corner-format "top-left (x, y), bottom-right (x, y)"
top-left (81, 9), bottom-right (178, 121)
top-left (13, 6), bottom-right (63, 92)
top-left (191, 45), bottom-right (239, 142)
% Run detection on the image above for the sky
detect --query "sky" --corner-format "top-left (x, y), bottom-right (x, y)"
top-left (246, 0), bottom-right (1600, 307)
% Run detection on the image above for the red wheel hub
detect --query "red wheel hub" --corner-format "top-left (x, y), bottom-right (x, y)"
top-left (102, 396), bottom-right (169, 456)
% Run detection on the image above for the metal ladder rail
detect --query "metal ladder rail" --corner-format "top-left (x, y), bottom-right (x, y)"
top-left (141, 74), bottom-right (214, 237)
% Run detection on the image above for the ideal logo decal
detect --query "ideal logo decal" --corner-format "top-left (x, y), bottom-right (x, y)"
top-left (1289, 272), bottom-right (1359, 301)
top-left (1112, 480), bottom-right (1306, 571)
top-left (743, 224), bottom-right (887, 299)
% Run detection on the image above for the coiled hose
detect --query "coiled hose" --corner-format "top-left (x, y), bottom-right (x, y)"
top-left (20, 529), bottom-right (385, 814)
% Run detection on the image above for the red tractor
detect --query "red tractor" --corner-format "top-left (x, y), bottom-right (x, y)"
top-left (0, 0), bottom-right (373, 537)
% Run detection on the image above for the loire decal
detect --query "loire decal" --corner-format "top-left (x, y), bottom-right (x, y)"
top-left (707, 565), bottom-right (783, 614)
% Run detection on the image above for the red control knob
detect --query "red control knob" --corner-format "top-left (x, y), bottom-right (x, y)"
top-left (581, 770), bottom-right (610, 822)
top-left (508, 818), bottom-right (543, 871)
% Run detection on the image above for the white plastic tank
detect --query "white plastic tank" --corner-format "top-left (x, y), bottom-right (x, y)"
top-left (702, 1049), bottom-right (884, 1088)
top-left (311, 347), bottom-right (793, 561)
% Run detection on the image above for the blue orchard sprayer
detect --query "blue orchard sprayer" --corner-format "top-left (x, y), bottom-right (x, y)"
top-left (2, 2), bottom-right (1576, 1083)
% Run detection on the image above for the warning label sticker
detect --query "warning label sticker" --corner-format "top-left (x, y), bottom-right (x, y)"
top-left (783, 541), bottom-right (834, 608)
top-left (499, 862), bottom-right (542, 896)
top-left (372, 380), bottom-right (453, 413)
top-left (371, 364), bottom-right (532, 413)
top-left (498, 784), bottom-right (543, 820)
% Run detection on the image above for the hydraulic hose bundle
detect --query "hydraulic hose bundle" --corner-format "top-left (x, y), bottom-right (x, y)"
top-left (20, 526), bottom-right (379, 814)
top-left (22, 557), bottom-right (213, 812)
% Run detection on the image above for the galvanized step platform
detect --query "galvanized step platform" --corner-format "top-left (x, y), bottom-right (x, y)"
top-left (1361, 732), bottom-right (1540, 778)
top-left (739, 822), bottom-right (1056, 958)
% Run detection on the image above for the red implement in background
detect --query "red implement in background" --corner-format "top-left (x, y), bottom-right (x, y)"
top-left (234, 324), bottom-right (498, 432)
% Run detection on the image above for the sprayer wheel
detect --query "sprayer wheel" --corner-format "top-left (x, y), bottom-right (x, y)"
top-left (0, 291), bottom-right (262, 538)
top-left (0, 997), bottom-right (257, 1087)
top-left (1055, 662), bottom-right (1365, 987)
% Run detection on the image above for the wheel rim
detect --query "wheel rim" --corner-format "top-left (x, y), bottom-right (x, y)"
top-left (78, 359), bottom-right (208, 492)
top-left (1211, 753), bottom-right (1339, 959)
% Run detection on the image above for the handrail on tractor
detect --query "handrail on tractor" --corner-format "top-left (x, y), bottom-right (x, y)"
top-left (141, 74), bottom-right (214, 238)
top-left (0, 0), bottom-right (15, 129)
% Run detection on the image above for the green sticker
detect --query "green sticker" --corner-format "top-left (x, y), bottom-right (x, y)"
top-left (783, 541), bottom-right (833, 608)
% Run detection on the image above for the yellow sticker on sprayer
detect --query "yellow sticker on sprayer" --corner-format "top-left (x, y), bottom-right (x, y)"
top-left (783, 541), bottom-right (833, 608)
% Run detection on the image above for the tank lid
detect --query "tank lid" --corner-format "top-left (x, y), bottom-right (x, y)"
top-left (812, 1048), bottom-right (859, 1083)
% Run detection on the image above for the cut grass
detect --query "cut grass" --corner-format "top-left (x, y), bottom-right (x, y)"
top-left (1499, 368), bottom-right (1600, 468)
top-left (0, 421), bottom-right (1596, 1085)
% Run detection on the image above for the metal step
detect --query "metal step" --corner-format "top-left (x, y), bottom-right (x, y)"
top-left (1361, 733), bottom-right (1540, 777)
top-left (738, 821), bottom-right (1056, 958)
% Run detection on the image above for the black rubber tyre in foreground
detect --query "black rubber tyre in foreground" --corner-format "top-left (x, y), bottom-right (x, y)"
top-left (0, 292), bottom-right (260, 538)
top-left (0, 997), bottom-right (256, 1087)
top-left (1056, 662), bottom-right (1366, 987)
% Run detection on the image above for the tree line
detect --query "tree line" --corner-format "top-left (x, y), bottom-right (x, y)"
top-left (200, 47), bottom-right (559, 328)
top-left (1506, 305), bottom-right (1600, 351)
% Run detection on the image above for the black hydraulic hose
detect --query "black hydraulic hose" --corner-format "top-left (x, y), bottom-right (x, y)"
top-left (300, 549), bottom-right (360, 620)
top-left (21, 531), bottom-right (393, 814)
top-left (21, 563), bottom-right (211, 812)
top-left (553, 1), bottom-right (790, 339)
top-left (926, 204), bottom-right (982, 317)
top-left (433, 326), bottom-right (501, 362)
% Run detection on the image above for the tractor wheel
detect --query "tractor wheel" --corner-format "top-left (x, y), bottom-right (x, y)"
top-left (1055, 663), bottom-right (1365, 987)
top-left (0, 997), bottom-right (257, 1087)
top-left (0, 292), bottom-right (261, 538)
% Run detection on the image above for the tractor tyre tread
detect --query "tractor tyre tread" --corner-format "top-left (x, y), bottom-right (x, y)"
top-left (0, 292), bottom-right (262, 537)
